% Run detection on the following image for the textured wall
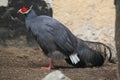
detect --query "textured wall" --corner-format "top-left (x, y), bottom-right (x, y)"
top-left (53, 0), bottom-right (116, 56)
top-left (54, 0), bottom-right (115, 42)
top-left (53, 0), bottom-right (116, 58)
top-left (0, 0), bottom-right (8, 6)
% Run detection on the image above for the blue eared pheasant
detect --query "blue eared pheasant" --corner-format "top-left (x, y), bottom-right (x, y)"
top-left (17, 6), bottom-right (112, 70)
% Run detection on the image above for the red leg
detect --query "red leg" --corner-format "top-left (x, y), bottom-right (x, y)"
top-left (41, 59), bottom-right (54, 70)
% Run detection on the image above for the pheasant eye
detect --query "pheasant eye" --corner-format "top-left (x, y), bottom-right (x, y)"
top-left (21, 7), bottom-right (29, 12)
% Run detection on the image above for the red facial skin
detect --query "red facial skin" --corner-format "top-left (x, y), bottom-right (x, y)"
top-left (20, 6), bottom-right (29, 13)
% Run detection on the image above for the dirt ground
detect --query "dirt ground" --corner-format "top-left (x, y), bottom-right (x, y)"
top-left (0, 47), bottom-right (117, 80)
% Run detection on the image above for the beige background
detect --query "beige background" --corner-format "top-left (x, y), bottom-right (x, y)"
top-left (53, 0), bottom-right (115, 43)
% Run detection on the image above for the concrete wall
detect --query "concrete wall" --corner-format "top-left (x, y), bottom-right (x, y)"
top-left (0, 0), bottom-right (8, 6)
top-left (53, 0), bottom-right (115, 43)
top-left (53, 0), bottom-right (116, 57)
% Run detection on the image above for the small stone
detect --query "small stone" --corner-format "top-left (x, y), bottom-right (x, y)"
top-left (42, 70), bottom-right (71, 80)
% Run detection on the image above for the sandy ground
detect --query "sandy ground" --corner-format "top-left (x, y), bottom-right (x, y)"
top-left (0, 47), bottom-right (117, 80)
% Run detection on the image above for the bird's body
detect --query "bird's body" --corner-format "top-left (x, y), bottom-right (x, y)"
top-left (18, 7), bottom-right (113, 69)
top-left (25, 10), bottom-right (77, 57)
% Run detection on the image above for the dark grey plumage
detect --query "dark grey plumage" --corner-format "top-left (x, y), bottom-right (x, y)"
top-left (84, 41), bottom-right (112, 62)
top-left (24, 9), bottom-right (112, 67)
top-left (26, 10), bottom-right (77, 57)
top-left (65, 40), bottom-right (112, 67)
